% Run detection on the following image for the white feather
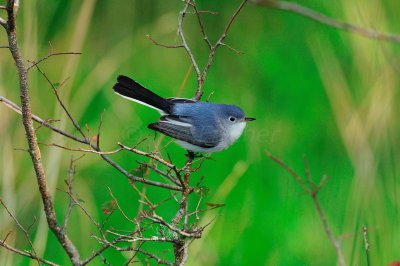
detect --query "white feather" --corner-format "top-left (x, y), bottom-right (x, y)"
top-left (175, 122), bottom-right (247, 153)
top-left (115, 92), bottom-right (167, 115)
top-left (161, 118), bottom-right (193, 127)
top-left (227, 122), bottom-right (246, 144)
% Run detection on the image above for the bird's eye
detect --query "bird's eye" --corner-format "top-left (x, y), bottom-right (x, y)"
top-left (229, 116), bottom-right (236, 122)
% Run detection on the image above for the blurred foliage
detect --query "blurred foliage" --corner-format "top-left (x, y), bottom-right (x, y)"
top-left (0, 0), bottom-right (400, 265)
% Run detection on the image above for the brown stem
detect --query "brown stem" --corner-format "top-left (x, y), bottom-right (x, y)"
top-left (0, 239), bottom-right (58, 266)
top-left (172, 152), bottom-right (195, 265)
top-left (4, 1), bottom-right (81, 265)
top-left (266, 152), bottom-right (346, 266)
top-left (193, 0), bottom-right (248, 100)
top-left (311, 194), bottom-right (346, 266)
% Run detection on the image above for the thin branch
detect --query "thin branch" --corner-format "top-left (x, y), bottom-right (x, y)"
top-left (219, 0), bottom-right (248, 40)
top-left (135, 248), bottom-right (173, 266)
top-left (0, 199), bottom-right (39, 265)
top-left (108, 188), bottom-right (136, 224)
top-left (220, 42), bottom-right (243, 54)
top-left (118, 246), bottom-right (174, 266)
top-left (362, 225), bottom-right (371, 266)
top-left (82, 234), bottom-right (135, 266)
top-left (266, 152), bottom-right (346, 266)
top-left (106, 231), bottom-right (175, 243)
top-left (265, 151), bottom-right (310, 194)
top-left (96, 110), bottom-right (105, 148)
top-left (39, 142), bottom-right (123, 155)
top-left (253, 0), bottom-right (400, 43)
top-left (310, 190), bottom-right (346, 266)
top-left (32, 63), bottom-right (87, 140)
top-left (98, 152), bottom-right (183, 191)
top-left (27, 52), bottom-right (81, 71)
top-left (63, 156), bottom-right (77, 231)
top-left (0, 240), bottom-right (58, 266)
top-left (58, 187), bottom-right (103, 237)
top-left (0, 96), bottom-right (87, 144)
top-left (149, 214), bottom-right (202, 238)
top-left (81, 244), bottom-right (112, 266)
top-left (190, 0), bottom-right (212, 49)
top-left (91, 234), bottom-right (174, 265)
top-left (146, 34), bottom-right (184, 49)
top-left (136, 161), bottom-right (181, 186)
top-left (193, 0), bottom-right (248, 100)
top-left (177, 2), bottom-right (202, 84)
top-left (119, 143), bottom-right (178, 170)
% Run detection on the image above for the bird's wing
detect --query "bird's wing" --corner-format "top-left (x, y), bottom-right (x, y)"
top-left (148, 115), bottom-right (219, 148)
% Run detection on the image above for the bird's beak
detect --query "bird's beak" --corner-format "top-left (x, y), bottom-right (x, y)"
top-left (244, 117), bottom-right (256, 122)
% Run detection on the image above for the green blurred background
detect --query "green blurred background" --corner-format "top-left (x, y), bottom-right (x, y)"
top-left (0, 0), bottom-right (399, 265)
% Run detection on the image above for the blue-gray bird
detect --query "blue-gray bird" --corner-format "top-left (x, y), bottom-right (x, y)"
top-left (113, 75), bottom-right (255, 153)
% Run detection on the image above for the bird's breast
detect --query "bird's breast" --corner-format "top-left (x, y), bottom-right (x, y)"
top-left (226, 122), bottom-right (246, 145)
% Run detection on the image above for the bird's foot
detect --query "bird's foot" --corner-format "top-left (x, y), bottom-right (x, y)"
top-left (185, 151), bottom-right (204, 159)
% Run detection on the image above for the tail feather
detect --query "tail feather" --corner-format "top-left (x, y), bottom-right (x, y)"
top-left (113, 75), bottom-right (172, 113)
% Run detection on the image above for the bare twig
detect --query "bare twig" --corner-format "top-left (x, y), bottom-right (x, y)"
top-left (194, 0), bottom-right (248, 100)
top-left (63, 156), bottom-right (78, 230)
top-left (39, 142), bottom-right (123, 155)
top-left (266, 152), bottom-right (346, 266)
top-left (310, 189), bottom-right (345, 266)
top-left (58, 187), bottom-right (104, 237)
top-left (96, 110), bottom-right (105, 148)
top-left (190, 0), bottom-right (212, 49)
top-left (0, 239), bottom-right (58, 266)
top-left (265, 151), bottom-right (310, 194)
top-left (177, 2), bottom-right (202, 84)
top-left (147, 1), bottom-right (246, 101)
top-left (146, 34), bottom-right (184, 48)
top-left (0, 199), bottom-right (39, 265)
top-left (136, 161), bottom-right (181, 186)
top-left (149, 214), bottom-right (202, 238)
top-left (31, 63), bottom-right (87, 140)
top-left (108, 187), bottom-right (136, 224)
top-left (220, 42), bottom-right (244, 54)
top-left (82, 234), bottom-right (135, 266)
top-left (171, 153), bottom-right (196, 265)
top-left (27, 51), bottom-right (81, 71)
top-left (0, 96), bottom-right (87, 144)
top-left (119, 143), bottom-right (178, 170)
top-left (98, 151), bottom-right (183, 191)
top-left (106, 231), bottom-right (175, 243)
top-left (253, 0), bottom-right (400, 44)
top-left (189, 0), bottom-right (248, 100)
top-left (90, 234), bottom-right (174, 266)
top-left (362, 225), bottom-right (371, 266)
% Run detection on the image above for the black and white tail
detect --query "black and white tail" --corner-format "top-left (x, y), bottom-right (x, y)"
top-left (113, 75), bottom-right (172, 113)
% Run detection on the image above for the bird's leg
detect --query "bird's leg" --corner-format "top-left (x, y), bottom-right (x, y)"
top-left (185, 150), bottom-right (203, 159)
top-left (185, 150), bottom-right (195, 160)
